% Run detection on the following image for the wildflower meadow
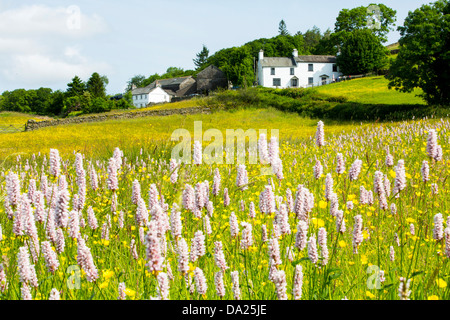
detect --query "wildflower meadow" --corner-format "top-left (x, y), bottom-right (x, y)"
top-left (0, 117), bottom-right (449, 301)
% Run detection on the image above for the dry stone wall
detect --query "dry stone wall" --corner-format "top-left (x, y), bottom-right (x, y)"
top-left (25, 106), bottom-right (211, 131)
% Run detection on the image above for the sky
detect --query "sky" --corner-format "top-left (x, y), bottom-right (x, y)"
top-left (0, 0), bottom-right (435, 95)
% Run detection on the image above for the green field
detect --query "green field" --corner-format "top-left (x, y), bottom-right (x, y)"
top-left (316, 76), bottom-right (425, 105)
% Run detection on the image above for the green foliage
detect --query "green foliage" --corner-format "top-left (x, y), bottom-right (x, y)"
top-left (137, 67), bottom-right (195, 89)
top-left (66, 75), bottom-right (86, 98)
top-left (86, 72), bottom-right (107, 98)
top-left (387, 0), bottom-right (450, 106)
top-left (126, 75), bottom-right (146, 92)
top-left (193, 45), bottom-right (209, 69)
top-left (303, 26), bottom-right (323, 54)
top-left (208, 46), bottom-right (254, 87)
top-left (64, 91), bottom-right (91, 115)
top-left (88, 97), bottom-right (111, 114)
top-left (335, 3), bottom-right (397, 42)
top-left (336, 29), bottom-right (388, 75)
top-left (278, 19), bottom-right (289, 36)
top-left (205, 81), bottom-right (445, 121)
top-left (46, 90), bottom-right (65, 116)
top-left (0, 88), bottom-right (65, 115)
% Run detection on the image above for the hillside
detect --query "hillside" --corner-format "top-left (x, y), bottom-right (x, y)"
top-left (1, 75), bottom-right (446, 160)
top-left (315, 76), bottom-right (424, 105)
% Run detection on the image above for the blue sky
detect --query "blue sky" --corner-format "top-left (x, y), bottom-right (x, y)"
top-left (0, 0), bottom-right (434, 94)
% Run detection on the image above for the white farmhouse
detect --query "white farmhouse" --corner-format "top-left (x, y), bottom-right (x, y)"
top-left (131, 83), bottom-right (173, 108)
top-left (257, 49), bottom-right (342, 88)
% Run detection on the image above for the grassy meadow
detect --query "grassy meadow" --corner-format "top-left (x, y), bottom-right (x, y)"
top-left (315, 76), bottom-right (425, 105)
top-left (0, 108), bottom-right (363, 160)
top-left (0, 76), bottom-right (449, 301)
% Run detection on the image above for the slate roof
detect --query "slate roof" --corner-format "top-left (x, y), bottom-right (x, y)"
top-left (132, 76), bottom-right (195, 96)
top-left (145, 76), bottom-right (193, 90)
top-left (132, 87), bottom-right (152, 95)
top-left (260, 55), bottom-right (337, 67)
top-left (132, 86), bottom-right (174, 96)
top-left (294, 55), bottom-right (337, 63)
top-left (260, 57), bottom-right (295, 67)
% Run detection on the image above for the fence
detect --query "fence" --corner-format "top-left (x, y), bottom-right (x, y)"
top-left (302, 73), bottom-right (376, 89)
top-left (0, 124), bottom-right (26, 133)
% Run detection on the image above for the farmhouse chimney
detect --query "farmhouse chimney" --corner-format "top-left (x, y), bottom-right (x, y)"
top-left (258, 49), bottom-right (264, 61)
top-left (292, 48), bottom-right (298, 58)
top-left (131, 84), bottom-right (137, 90)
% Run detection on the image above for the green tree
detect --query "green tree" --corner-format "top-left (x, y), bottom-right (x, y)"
top-left (208, 46), bottom-right (254, 87)
top-left (388, 0), bottom-right (450, 105)
top-left (336, 29), bottom-right (388, 75)
top-left (278, 20), bottom-right (289, 36)
top-left (335, 3), bottom-right (397, 42)
top-left (126, 74), bottom-right (146, 91)
top-left (46, 90), bottom-right (65, 116)
top-left (32, 87), bottom-right (53, 114)
top-left (86, 72), bottom-right (106, 98)
top-left (64, 91), bottom-right (91, 116)
top-left (164, 67), bottom-right (188, 78)
top-left (0, 89), bottom-right (36, 113)
top-left (312, 28), bottom-right (337, 55)
top-left (303, 26), bottom-right (322, 54)
top-left (193, 45), bottom-right (209, 69)
top-left (66, 75), bottom-right (86, 98)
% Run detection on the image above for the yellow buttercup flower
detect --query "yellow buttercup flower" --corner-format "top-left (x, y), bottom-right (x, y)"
top-left (338, 240), bottom-right (347, 248)
top-left (311, 218), bottom-right (325, 228)
top-left (103, 270), bottom-right (114, 280)
top-left (124, 288), bottom-right (136, 297)
top-left (436, 278), bottom-right (447, 288)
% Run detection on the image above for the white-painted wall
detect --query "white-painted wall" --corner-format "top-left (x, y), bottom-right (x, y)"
top-left (258, 61), bottom-right (341, 89)
top-left (133, 93), bottom-right (149, 108)
top-left (132, 87), bottom-right (172, 108)
top-left (148, 87), bottom-right (171, 104)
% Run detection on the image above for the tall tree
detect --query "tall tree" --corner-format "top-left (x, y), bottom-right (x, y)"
top-left (303, 26), bottom-right (323, 54)
top-left (193, 45), bottom-right (209, 69)
top-left (388, 0), bottom-right (450, 105)
top-left (335, 3), bottom-right (397, 42)
top-left (66, 75), bottom-right (86, 98)
top-left (86, 72), bottom-right (106, 98)
top-left (126, 74), bottom-right (146, 91)
top-left (278, 20), bottom-right (289, 36)
top-left (336, 29), bottom-right (388, 75)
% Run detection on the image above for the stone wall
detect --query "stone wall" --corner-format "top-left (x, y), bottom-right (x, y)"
top-left (25, 106), bottom-right (211, 131)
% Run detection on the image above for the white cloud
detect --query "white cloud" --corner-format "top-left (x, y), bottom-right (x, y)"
top-left (2, 52), bottom-right (112, 87)
top-left (0, 4), bottom-right (111, 90)
top-left (0, 4), bottom-right (107, 37)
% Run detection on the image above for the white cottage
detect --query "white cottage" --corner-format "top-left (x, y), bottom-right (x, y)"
top-left (257, 49), bottom-right (342, 88)
top-left (131, 83), bottom-right (174, 108)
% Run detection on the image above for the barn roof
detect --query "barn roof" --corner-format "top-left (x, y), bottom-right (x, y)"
top-left (132, 76), bottom-right (194, 95)
top-left (146, 76), bottom-right (194, 89)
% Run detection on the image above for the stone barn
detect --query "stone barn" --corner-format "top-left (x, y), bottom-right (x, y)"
top-left (196, 65), bottom-right (228, 94)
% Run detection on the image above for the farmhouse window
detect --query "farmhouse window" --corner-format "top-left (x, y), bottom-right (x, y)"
top-left (291, 78), bottom-right (298, 87)
top-left (308, 64), bottom-right (313, 72)
top-left (290, 68), bottom-right (294, 75)
top-left (271, 68), bottom-right (275, 75)
top-left (308, 77), bottom-right (314, 85)
top-left (333, 64), bottom-right (338, 72)
top-left (273, 78), bottom-right (281, 86)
